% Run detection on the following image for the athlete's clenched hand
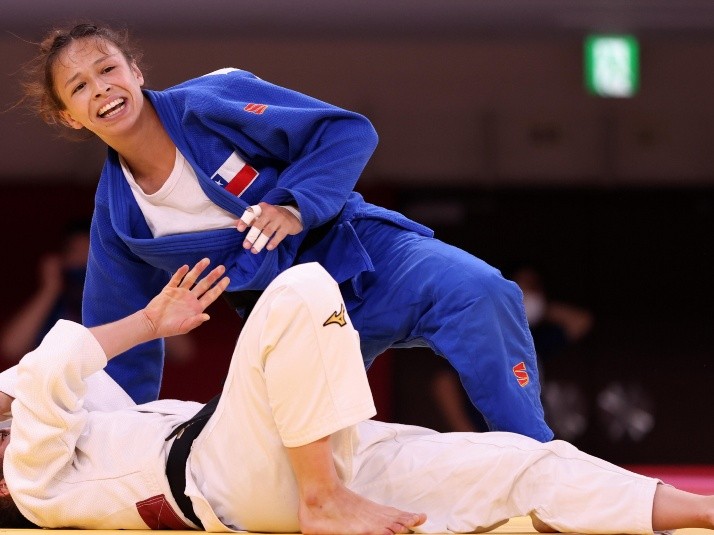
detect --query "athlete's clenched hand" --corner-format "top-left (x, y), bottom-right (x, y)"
top-left (235, 202), bottom-right (303, 253)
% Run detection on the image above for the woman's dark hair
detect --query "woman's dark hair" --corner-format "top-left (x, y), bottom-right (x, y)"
top-left (0, 494), bottom-right (35, 528)
top-left (0, 463), bottom-right (36, 528)
top-left (21, 22), bottom-right (144, 126)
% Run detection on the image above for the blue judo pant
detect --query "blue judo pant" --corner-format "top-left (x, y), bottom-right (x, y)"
top-left (343, 218), bottom-right (553, 442)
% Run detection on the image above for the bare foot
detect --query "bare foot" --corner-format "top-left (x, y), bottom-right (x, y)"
top-left (299, 483), bottom-right (427, 535)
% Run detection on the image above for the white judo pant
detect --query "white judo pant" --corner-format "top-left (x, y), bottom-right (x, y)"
top-left (184, 263), bottom-right (659, 533)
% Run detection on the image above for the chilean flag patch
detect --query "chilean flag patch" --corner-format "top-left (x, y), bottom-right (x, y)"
top-left (211, 151), bottom-right (259, 197)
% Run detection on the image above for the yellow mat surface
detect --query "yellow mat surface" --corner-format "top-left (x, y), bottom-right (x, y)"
top-left (0, 516), bottom-right (711, 534)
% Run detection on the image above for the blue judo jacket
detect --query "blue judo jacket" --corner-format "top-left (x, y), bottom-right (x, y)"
top-left (84, 68), bottom-right (431, 402)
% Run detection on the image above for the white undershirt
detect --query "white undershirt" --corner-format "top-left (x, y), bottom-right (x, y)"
top-left (121, 149), bottom-right (237, 238)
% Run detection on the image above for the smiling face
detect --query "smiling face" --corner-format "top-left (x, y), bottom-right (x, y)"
top-left (52, 37), bottom-right (146, 143)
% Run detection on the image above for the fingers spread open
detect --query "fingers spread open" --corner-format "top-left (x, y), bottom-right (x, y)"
top-left (168, 265), bottom-right (190, 288)
top-left (191, 264), bottom-right (226, 296)
top-left (179, 258), bottom-right (210, 289)
top-left (198, 275), bottom-right (230, 308)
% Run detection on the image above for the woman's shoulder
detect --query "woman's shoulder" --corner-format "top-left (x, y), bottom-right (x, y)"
top-left (145, 68), bottom-right (261, 111)
top-left (164, 68), bottom-right (258, 93)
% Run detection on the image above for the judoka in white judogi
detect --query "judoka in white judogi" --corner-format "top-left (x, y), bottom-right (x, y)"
top-left (0, 263), bottom-right (663, 533)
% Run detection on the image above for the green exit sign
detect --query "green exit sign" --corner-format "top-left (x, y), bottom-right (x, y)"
top-left (585, 35), bottom-right (639, 98)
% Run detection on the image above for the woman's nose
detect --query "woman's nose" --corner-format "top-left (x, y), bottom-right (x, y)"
top-left (94, 82), bottom-right (111, 98)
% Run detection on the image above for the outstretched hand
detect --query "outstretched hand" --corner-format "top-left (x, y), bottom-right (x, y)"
top-left (143, 259), bottom-right (230, 339)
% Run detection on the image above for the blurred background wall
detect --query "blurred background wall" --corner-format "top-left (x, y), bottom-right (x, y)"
top-left (0, 0), bottom-right (712, 464)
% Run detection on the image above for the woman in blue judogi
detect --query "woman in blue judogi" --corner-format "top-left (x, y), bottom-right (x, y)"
top-left (23, 23), bottom-right (552, 444)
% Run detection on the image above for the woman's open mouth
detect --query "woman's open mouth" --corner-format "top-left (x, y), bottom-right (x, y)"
top-left (98, 98), bottom-right (126, 118)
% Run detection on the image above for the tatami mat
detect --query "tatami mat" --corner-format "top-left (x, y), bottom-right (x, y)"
top-left (0, 516), bottom-right (711, 534)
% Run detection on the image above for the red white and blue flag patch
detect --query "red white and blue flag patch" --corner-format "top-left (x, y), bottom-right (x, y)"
top-left (211, 151), bottom-right (259, 197)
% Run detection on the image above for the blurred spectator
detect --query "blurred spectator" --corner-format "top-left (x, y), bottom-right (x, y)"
top-left (513, 265), bottom-right (593, 362)
top-left (0, 220), bottom-right (90, 362)
top-left (431, 264), bottom-right (594, 437)
top-left (0, 220), bottom-right (196, 366)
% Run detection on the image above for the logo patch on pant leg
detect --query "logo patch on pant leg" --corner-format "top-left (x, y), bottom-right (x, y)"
top-left (512, 361), bottom-right (530, 387)
top-left (323, 303), bottom-right (347, 327)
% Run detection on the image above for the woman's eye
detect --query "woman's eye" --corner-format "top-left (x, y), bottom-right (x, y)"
top-left (102, 65), bottom-right (115, 74)
top-left (71, 82), bottom-right (85, 95)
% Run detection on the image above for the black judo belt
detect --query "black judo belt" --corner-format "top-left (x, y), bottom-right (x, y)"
top-left (165, 394), bottom-right (221, 529)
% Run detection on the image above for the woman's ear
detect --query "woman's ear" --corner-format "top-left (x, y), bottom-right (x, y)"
top-left (131, 63), bottom-right (145, 87)
top-left (58, 110), bottom-right (84, 130)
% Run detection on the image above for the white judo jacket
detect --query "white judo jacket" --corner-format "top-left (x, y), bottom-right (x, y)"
top-left (2, 320), bottom-right (205, 529)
